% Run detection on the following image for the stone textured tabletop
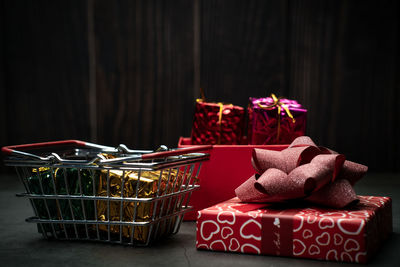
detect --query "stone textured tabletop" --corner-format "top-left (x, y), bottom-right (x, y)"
top-left (0, 173), bottom-right (399, 267)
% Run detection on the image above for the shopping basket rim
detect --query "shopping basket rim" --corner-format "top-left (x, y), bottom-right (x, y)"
top-left (2, 139), bottom-right (211, 170)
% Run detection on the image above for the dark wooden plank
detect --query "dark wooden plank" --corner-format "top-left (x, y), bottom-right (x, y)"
top-left (285, 0), bottom-right (342, 145)
top-left (88, 0), bottom-right (97, 143)
top-left (1, 0), bottom-right (90, 151)
top-left (94, 0), bottom-right (196, 149)
top-left (0, 0), bottom-right (7, 172)
top-left (333, 0), bottom-right (399, 171)
top-left (200, 0), bottom-right (287, 108)
top-left (288, 0), bottom-right (399, 171)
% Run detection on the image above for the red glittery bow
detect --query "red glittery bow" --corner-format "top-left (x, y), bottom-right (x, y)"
top-left (235, 136), bottom-right (368, 208)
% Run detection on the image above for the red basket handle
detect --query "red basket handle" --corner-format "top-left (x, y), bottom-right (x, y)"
top-left (3, 140), bottom-right (213, 164)
top-left (1, 140), bottom-right (90, 155)
top-left (1, 140), bottom-right (119, 157)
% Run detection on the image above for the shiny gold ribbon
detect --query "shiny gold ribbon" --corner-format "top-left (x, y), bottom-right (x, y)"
top-left (257, 93), bottom-right (296, 142)
top-left (196, 88), bottom-right (231, 145)
top-left (217, 102), bottom-right (224, 144)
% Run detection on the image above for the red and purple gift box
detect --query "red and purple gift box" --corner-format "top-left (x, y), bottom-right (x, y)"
top-left (196, 196), bottom-right (392, 263)
top-left (247, 95), bottom-right (307, 145)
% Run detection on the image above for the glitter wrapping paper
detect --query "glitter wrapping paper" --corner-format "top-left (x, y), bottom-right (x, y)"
top-left (235, 136), bottom-right (368, 208)
top-left (96, 169), bottom-right (182, 243)
top-left (191, 99), bottom-right (245, 145)
top-left (196, 196), bottom-right (392, 263)
top-left (248, 96), bottom-right (307, 145)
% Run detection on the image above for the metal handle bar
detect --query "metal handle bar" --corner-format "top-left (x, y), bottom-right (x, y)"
top-left (99, 145), bottom-right (213, 164)
top-left (2, 140), bottom-right (212, 165)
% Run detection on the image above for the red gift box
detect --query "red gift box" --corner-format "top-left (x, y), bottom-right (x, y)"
top-left (178, 137), bottom-right (287, 220)
top-left (196, 196), bottom-right (392, 264)
top-left (191, 99), bottom-right (245, 145)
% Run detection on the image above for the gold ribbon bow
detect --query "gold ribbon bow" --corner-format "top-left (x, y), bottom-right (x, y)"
top-left (197, 88), bottom-right (231, 144)
top-left (257, 93), bottom-right (296, 142)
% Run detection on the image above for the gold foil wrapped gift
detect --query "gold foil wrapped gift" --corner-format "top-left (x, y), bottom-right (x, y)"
top-left (96, 168), bottom-right (183, 243)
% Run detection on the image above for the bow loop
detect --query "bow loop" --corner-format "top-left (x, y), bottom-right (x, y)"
top-left (235, 136), bottom-right (368, 208)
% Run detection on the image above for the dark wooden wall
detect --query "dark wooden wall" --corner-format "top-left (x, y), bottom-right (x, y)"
top-left (1, 0), bottom-right (399, 172)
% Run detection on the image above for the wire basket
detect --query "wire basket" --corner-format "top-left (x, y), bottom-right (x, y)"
top-left (2, 140), bottom-right (210, 246)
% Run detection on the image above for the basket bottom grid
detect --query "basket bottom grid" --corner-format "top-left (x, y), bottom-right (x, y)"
top-left (28, 209), bottom-right (188, 246)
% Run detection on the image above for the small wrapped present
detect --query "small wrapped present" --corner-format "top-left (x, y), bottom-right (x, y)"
top-left (196, 136), bottom-right (392, 263)
top-left (27, 167), bottom-right (95, 234)
top-left (96, 168), bottom-right (183, 243)
top-left (248, 94), bottom-right (307, 145)
top-left (191, 98), bottom-right (245, 145)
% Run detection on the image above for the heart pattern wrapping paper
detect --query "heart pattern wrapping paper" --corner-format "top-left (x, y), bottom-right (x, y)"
top-left (196, 196), bottom-right (392, 263)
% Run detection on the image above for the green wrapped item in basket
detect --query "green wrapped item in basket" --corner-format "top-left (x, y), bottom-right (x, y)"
top-left (27, 168), bottom-right (96, 234)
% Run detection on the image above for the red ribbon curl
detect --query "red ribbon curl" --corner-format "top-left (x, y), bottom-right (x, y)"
top-left (235, 136), bottom-right (368, 208)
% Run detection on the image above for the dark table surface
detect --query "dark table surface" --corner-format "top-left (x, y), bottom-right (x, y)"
top-left (0, 172), bottom-right (399, 267)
